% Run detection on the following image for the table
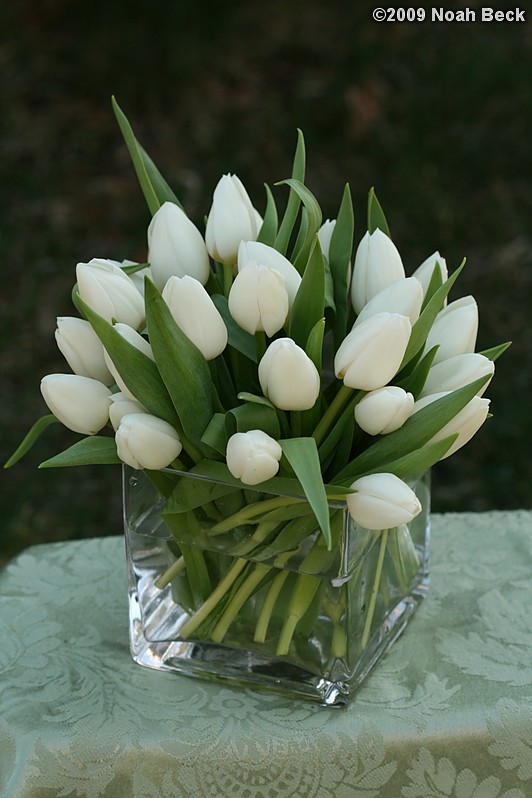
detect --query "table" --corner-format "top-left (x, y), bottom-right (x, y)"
top-left (1, 510), bottom-right (531, 798)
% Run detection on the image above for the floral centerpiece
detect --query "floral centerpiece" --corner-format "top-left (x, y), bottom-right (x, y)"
top-left (6, 99), bottom-right (509, 706)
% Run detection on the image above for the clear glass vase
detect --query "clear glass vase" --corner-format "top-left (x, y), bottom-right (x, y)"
top-left (124, 466), bottom-right (430, 707)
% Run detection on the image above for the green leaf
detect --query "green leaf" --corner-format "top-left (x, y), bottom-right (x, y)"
top-left (280, 437), bottom-right (331, 548)
top-left (479, 341), bottom-right (512, 361)
top-left (396, 346), bottom-right (439, 399)
top-left (78, 296), bottom-right (179, 426)
top-left (211, 294), bottom-right (258, 363)
top-left (328, 184), bottom-right (355, 347)
top-left (276, 178), bottom-right (322, 273)
top-left (201, 413), bottom-right (228, 456)
top-left (164, 475), bottom-right (239, 514)
top-left (226, 403), bottom-right (280, 440)
top-left (289, 238), bottom-right (325, 347)
top-left (274, 129), bottom-right (306, 255)
top-left (357, 435), bottom-right (458, 480)
top-left (144, 279), bottom-right (213, 449)
top-left (400, 258), bottom-right (466, 369)
top-left (367, 187), bottom-right (391, 237)
top-left (257, 184), bottom-right (278, 246)
top-left (305, 318), bottom-right (326, 373)
top-left (421, 262), bottom-right (444, 311)
top-left (333, 374), bottom-right (490, 484)
top-left (4, 415), bottom-right (60, 468)
top-left (120, 262), bottom-right (150, 276)
top-left (187, 458), bottom-right (352, 500)
top-left (39, 436), bottom-right (121, 468)
top-left (236, 392), bottom-right (276, 409)
top-left (112, 96), bottom-right (181, 214)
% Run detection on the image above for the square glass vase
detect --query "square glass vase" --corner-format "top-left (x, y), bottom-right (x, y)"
top-left (124, 466), bottom-right (430, 707)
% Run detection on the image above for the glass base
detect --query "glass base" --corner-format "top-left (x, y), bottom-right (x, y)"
top-left (124, 468), bottom-right (430, 707)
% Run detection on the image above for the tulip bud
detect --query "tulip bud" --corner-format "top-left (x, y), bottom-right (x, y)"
top-left (420, 353), bottom-right (494, 398)
top-left (147, 202), bottom-right (210, 290)
top-left (412, 392), bottom-right (490, 459)
top-left (354, 276), bottom-right (424, 327)
top-left (238, 241), bottom-right (301, 305)
top-left (424, 296), bottom-right (478, 364)
top-left (129, 265), bottom-right (154, 296)
top-left (317, 219), bottom-right (336, 261)
top-left (104, 324), bottom-right (154, 400)
top-left (55, 317), bottom-right (113, 385)
top-left (346, 473), bottom-right (422, 530)
top-left (413, 251), bottom-right (448, 298)
top-left (162, 275), bottom-right (228, 360)
top-left (109, 392), bottom-right (148, 431)
top-left (355, 386), bottom-right (414, 436)
top-left (226, 430), bottom-right (282, 485)
top-left (351, 229), bottom-right (405, 315)
top-left (334, 312), bottom-right (411, 391)
top-left (76, 258), bottom-right (145, 330)
top-left (258, 338), bottom-right (320, 411)
top-left (228, 262), bottom-right (289, 336)
top-left (205, 174), bottom-right (261, 264)
top-left (40, 374), bottom-right (111, 435)
top-left (115, 413), bottom-right (182, 470)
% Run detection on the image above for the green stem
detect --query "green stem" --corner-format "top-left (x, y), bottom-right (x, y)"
top-left (361, 529), bottom-right (389, 650)
top-left (211, 495), bottom-right (303, 534)
top-left (179, 558), bottom-right (247, 639)
top-left (230, 521), bottom-right (278, 555)
top-left (155, 555), bottom-right (185, 590)
top-left (255, 331), bottom-right (267, 360)
top-left (277, 573), bottom-right (321, 656)
top-left (211, 563), bottom-right (271, 643)
top-left (291, 410), bottom-right (302, 437)
top-left (223, 261), bottom-right (234, 298)
top-left (254, 569), bottom-right (290, 643)
top-left (332, 624), bottom-right (347, 658)
top-left (312, 383), bottom-right (353, 446)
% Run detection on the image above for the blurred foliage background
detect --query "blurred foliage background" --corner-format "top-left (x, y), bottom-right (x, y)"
top-left (1, 0), bottom-right (531, 563)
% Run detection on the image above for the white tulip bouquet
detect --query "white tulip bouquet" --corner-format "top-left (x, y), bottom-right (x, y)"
top-left (6, 100), bottom-right (509, 700)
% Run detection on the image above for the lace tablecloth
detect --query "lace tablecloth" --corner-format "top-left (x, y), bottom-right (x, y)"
top-left (1, 511), bottom-right (531, 797)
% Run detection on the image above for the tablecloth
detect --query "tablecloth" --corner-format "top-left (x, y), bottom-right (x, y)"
top-left (1, 510), bottom-right (531, 798)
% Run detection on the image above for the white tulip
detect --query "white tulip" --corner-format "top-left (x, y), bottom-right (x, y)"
top-left (108, 393), bottom-right (148, 431)
top-left (226, 430), bottom-right (282, 485)
top-left (205, 174), bottom-right (261, 264)
top-left (355, 386), bottom-right (414, 436)
top-left (162, 275), bottom-right (228, 360)
top-left (412, 392), bottom-right (490, 459)
top-left (228, 262), bottom-right (289, 336)
top-left (40, 374), bottom-right (111, 435)
top-left (424, 296), bottom-right (478, 364)
top-left (115, 413), bottom-right (182, 470)
top-left (334, 312), bottom-right (411, 391)
top-left (55, 317), bottom-right (113, 385)
top-left (76, 258), bottom-right (145, 330)
top-left (104, 323), bottom-right (154, 400)
top-left (420, 353), bottom-right (494, 398)
top-left (350, 229), bottom-right (405, 314)
top-left (238, 241), bottom-right (302, 305)
top-left (129, 265), bottom-right (154, 296)
top-left (317, 219), bottom-right (336, 261)
top-left (413, 251), bottom-right (448, 297)
top-left (346, 473), bottom-right (422, 530)
top-left (354, 276), bottom-right (424, 327)
top-left (258, 338), bottom-right (320, 411)
top-left (147, 202), bottom-right (210, 290)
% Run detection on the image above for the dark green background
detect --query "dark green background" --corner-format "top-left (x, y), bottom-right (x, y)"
top-left (1, 0), bottom-right (531, 562)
